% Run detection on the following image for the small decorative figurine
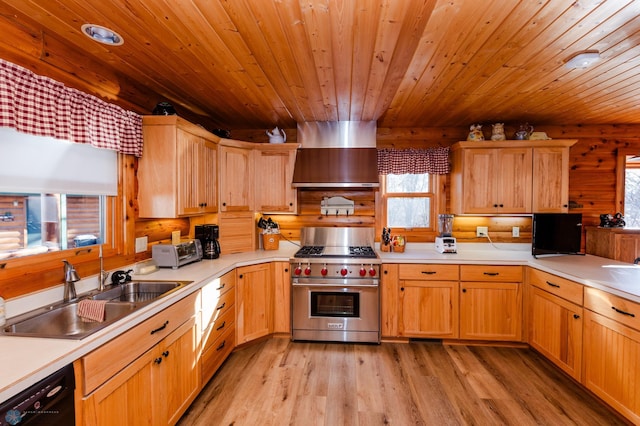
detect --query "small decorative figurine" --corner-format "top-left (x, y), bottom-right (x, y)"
top-left (467, 124), bottom-right (484, 141)
top-left (515, 123), bottom-right (534, 140)
top-left (491, 123), bottom-right (506, 141)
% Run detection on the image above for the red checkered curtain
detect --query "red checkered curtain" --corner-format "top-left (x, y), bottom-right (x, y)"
top-left (0, 59), bottom-right (142, 156)
top-left (377, 147), bottom-right (450, 175)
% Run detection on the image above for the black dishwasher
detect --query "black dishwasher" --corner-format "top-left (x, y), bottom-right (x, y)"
top-left (0, 364), bottom-right (75, 425)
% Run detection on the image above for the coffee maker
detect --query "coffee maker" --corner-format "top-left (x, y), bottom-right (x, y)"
top-left (195, 224), bottom-right (221, 259)
top-left (435, 214), bottom-right (457, 254)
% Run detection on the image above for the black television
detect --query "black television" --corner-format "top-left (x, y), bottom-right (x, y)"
top-left (532, 213), bottom-right (584, 257)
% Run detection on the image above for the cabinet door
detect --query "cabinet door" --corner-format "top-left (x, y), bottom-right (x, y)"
top-left (82, 349), bottom-right (156, 426)
top-left (177, 129), bottom-right (202, 215)
top-left (156, 317), bottom-right (201, 426)
top-left (272, 261), bottom-right (291, 333)
top-left (460, 148), bottom-right (497, 213)
top-left (255, 147), bottom-right (297, 213)
top-left (399, 280), bottom-right (459, 338)
top-left (381, 264), bottom-right (400, 337)
top-left (219, 145), bottom-right (254, 211)
top-left (198, 139), bottom-right (218, 213)
top-left (532, 147), bottom-right (569, 212)
top-left (236, 263), bottom-right (272, 344)
top-left (460, 282), bottom-right (522, 341)
top-left (583, 310), bottom-right (640, 424)
top-left (528, 286), bottom-right (582, 380)
top-left (497, 148), bottom-right (532, 213)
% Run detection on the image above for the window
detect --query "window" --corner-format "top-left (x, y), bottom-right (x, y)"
top-left (625, 157), bottom-right (640, 227)
top-left (382, 173), bottom-right (436, 232)
top-left (0, 193), bottom-right (108, 258)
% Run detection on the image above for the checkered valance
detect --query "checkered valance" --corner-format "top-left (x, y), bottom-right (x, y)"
top-left (377, 147), bottom-right (450, 175)
top-left (0, 59), bottom-right (143, 156)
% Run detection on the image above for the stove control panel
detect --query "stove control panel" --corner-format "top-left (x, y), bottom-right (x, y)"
top-left (290, 262), bottom-right (380, 279)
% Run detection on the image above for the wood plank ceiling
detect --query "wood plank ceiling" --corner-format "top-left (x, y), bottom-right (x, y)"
top-left (1, 0), bottom-right (640, 132)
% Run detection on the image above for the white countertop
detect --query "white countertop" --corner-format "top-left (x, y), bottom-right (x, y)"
top-left (2, 240), bottom-right (639, 403)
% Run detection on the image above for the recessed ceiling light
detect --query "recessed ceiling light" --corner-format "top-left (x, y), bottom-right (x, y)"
top-left (564, 50), bottom-right (600, 69)
top-left (81, 24), bottom-right (124, 46)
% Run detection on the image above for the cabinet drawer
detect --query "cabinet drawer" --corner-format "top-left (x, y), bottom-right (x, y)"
top-left (202, 305), bottom-right (235, 353)
top-left (528, 268), bottom-right (583, 305)
top-left (460, 265), bottom-right (522, 282)
top-left (201, 324), bottom-right (235, 384)
top-left (80, 291), bottom-right (199, 395)
top-left (584, 287), bottom-right (640, 331)
top-left (202, 283), bottom-right (236, 328)
top-left (399, 264), bottom-right (459, 281)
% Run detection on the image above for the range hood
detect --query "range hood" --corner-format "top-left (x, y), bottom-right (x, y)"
top-left (292, 121), bottom-right (379, 188)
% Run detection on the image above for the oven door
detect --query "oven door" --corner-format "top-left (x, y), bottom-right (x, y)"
top-left (291, 282), bottom-right (380, 343)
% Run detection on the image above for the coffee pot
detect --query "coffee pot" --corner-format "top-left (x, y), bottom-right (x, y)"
top-left (515, 123), bottom-right (534, 140)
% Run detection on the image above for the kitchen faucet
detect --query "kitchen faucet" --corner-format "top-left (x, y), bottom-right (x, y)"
top-left (62, 260), bottom-right (80, 302)
top-left (99, 246), bottom-right (109, 291)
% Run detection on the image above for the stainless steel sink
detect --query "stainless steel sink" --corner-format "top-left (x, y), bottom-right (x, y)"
top-left (90, 281), bottom-right (187, 303)
top-left (1, 280), bottom-right (192, 339)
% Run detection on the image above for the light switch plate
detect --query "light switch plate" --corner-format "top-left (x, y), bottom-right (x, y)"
top-left (135, 236), bottom-right (148, 253)
top-left (512, 226), bottom-right (520, 237)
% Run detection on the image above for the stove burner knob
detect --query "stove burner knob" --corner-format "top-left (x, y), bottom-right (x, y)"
top-left (369, 267), bottom-right (377, 277)
top-left (340, 267), bottom-right (349, 276)
top-left (294, 266), bottom-right (302, 275)
top-left (304, 266), bottom-right (312, 275)
top-left (321, 266), bottom-right (328, 276)
top-left (359, 267), bottom-right (367, 277)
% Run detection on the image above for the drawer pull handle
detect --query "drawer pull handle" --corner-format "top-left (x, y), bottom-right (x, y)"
top-left (150, 320), bottom-right (169, 335)
top-left (483, 272), bottom-right (499, 276)
top-left (546, 281), bottom-right (560, 288)
top-left (216, 283), bottom-right (226, 291)
top-left (612, 306), bottom-right (636, 317)
top-left (163, 350), bottom-right (170, 358)
top-left (216, 302), bottom-right (226, 311)
top-left (216, 341), bottom-right (226, 351)
top-left (216, 321), bottom-right (226, 331)
top-left (421, 271), bottom-right (436, 275)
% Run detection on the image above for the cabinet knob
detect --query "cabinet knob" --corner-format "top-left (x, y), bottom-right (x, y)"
top-left (462, 288), bottom-right (467, 293)
top-left (222, 202), bottom-right (226, 206)
top-left (284, 268), bottom-right (289, 273)
top-left (162, 350), bottom-right (170, 358)
top-left (400, 287), bottom-right (404, 291)
top-left (573, 314), bottom-right (580, 319)
top-left (239, 274), bottom-right (243, 279)
top-left (154, 357), bottom-right (163, 365)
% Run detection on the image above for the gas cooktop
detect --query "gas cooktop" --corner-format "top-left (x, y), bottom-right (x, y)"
top-left (293, 245), bottom-right (377, 259)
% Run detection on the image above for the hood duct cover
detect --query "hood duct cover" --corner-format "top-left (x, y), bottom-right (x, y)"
top-left (292, 121), bottom-right (379, 188)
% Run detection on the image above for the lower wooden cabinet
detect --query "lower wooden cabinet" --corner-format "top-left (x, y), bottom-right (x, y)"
top-left (272, 262), bottom-right (291, 334)
top-left (236, 263), bottom-right (273, 344)
top-left (459, 265), bottom-right (523, 341)
top-left (76, 292), bottom-right (200, 426)
top-left (583, 287), bottom-right (640, 424)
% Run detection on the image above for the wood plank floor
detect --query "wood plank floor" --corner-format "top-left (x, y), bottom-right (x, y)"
top-left (178, 338), bottom-right (630, 426)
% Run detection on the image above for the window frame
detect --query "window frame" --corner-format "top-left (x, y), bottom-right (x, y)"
top-left (379, 173), bottom-right (444, 242)
top-left (0, 154), bottom-right (135, 299)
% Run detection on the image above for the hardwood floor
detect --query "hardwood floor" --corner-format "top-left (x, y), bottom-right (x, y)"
top-left (178, 338), bottom-right (630, 426)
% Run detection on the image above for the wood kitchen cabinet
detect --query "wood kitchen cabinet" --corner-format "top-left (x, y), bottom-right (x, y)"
top-left (138, 116), bottom-right (218, 218)
top-left (450, 140), bottom-right (576, 215)
top-left (526, 268), bottom-right (583, 380)
top-left (236, 262), bottom-right (273, 344)
top-left (219, 141), bottom-right (254, 212)
top-left (381, 264), bottom-right (400, 338)
top-left (398, 264), bottom-right (460, 338)
top-left (201, 270), bottom-right (236, 385)
top-left (459, 265), bottom-right (523, 341)
top-left (272, 261), bottom-right (291, 334)
top-left (583, 287), bottom-right (640, 424)
top-left (255, 144), bottom-right (298, 214)
top-left (586, 226), bottom-right (640, 264)
top-left (75, 292), bottom-right (200, 426)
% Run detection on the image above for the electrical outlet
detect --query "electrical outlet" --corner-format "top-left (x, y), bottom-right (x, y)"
top-left (476, 226), bottom-right (488, 237)
top-left (135, 236), bottom-right (148, 253)
top-left (512, 226), bottom-right (520, 237)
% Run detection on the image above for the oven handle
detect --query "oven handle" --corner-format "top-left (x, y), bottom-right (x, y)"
top-left (292, 282), bottom-right (379, 288)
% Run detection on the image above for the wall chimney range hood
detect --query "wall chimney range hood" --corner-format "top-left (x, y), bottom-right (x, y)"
top-left (292, 121), bottom-right (379, 188)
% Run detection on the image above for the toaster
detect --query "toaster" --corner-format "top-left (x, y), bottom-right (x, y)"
top-left (152, 239), bottom-right (203, 269)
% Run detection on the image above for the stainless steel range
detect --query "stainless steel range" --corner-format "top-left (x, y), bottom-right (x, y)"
top-left (291, 227), bottom-right (380, 343)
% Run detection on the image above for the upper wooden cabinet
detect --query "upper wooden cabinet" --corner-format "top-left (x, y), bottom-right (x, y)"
top-left (450, 140), bottom-right (576, 215)
top-left (138, 116), bottom-right (219, 218)
top-left (254, 144), bottom-right (298, 214)
top-left (219, 141), bottom-right (254, 212)
top-left (585, 226), bottom-right (640, 264)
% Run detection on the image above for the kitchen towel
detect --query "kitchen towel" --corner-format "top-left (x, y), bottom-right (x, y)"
top-left (77, 299), bottom-right (107, 322)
